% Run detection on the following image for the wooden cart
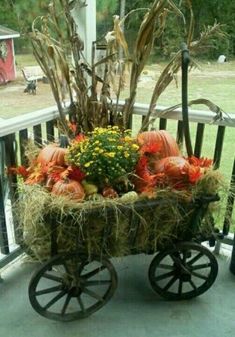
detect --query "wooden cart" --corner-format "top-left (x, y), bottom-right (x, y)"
top-left (27, 193), bottom-right (220, 322)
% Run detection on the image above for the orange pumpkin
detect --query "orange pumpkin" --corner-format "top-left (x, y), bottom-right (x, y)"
top-left (153, 156), bottom-right (188, 175)
top-left (37, 144), bottom-right (67, 167)
top-left (137, 130), bottom-right (180, 158)
top-left (154, 156), bottom-right (202, 187)
top-left (51, 179), bottom-right (85, 200)
top-left (153, 156), bottom-right (190, 186)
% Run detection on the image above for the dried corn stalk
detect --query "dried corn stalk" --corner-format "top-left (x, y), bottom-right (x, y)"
top-left (29, 0), bottom-right (181, 136)
top-left (141, 0), bottom-right (225, 132)
top-left (30, 0), bottom-right (224, 140)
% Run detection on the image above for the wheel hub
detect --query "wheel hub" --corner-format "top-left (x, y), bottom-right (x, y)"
top-left (68, 286), bottom-right (82, 297)
top-left (180, 272), bottom-right (191, 282)
top-left (62, 273), bottom-right (85, 296)
top-left (174, 262), bottom-right (192, 282)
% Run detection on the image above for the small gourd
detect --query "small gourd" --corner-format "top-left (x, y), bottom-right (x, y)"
top-left (120, 191), bottom-right (139, 202)
top-left (81, 180), bottom-right (98, 195)
top-left (102, 187), bottom-right (118, 199)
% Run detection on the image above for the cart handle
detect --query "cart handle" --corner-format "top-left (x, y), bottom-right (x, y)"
top-left (195, 194), bottom-right (220, 204)
top-left (181, 42), bottom-right (193, 157)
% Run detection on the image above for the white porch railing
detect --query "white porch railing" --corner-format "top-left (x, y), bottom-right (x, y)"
top-left (0, 103), bottom-right (234, 271)
top-left (0, 103), bottom-right (234, 138)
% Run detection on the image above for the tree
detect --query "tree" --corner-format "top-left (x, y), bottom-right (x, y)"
top-left (96, 0), bottom-right (119, 37)
top-left (0, 0), bottom-right (48, 52)
top-left (1, 0), bottom-right (234, 56)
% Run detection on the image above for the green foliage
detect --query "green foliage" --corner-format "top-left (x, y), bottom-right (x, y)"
top-left (0, 0), bottom-right (48, 52)
top-left (188, 0), bottom-right (235, 57)
top-left (1, 0), bottom-right (235, 56)
top-left (96, 0), bottom-right (119, 38)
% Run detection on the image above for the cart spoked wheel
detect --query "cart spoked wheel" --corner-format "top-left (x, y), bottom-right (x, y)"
top-left (148, 242), bottom-right (218, 300)
top-left (28, 253), bottom-right (118, 321)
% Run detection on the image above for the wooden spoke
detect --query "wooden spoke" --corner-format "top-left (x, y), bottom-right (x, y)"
top-left (163, 275), bottom-right (178, 291)
top-left (82, 265), bottom-right (106, 279)
top-left (154, 271), bottom-right (175, 282)
top-left (158, 263), bottom-right (174, 270)
top-left (83, 287), bottom-right (104, 302)
top-left (189, 279), bottom-right (197, 291)
top-left (187, 252), bottom-right (204, 266)
top-left (191, 263), bottom-right (212, 270)
top-left (61, 294), bottom-right (72, 316)
top-left (178, 279), bottom-right (183, 296)
top-left (35, 285), bottom-right (62, 296)
top-left (43, 290), bottom-right (67, 310)
top-left (182, 251), bottom-right (187, 263)
top-left (190, 270), bottom-right (208, 281)
top-left (42, 273), bottom-right (63, 283)
top-left (77, 296), bottom-right (86, 314)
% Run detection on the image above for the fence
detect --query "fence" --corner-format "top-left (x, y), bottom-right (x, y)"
top-left (0, 103), bottom-right (234, 269)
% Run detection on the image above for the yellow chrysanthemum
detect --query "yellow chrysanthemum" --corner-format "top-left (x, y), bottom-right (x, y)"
top-left (132, 144), bottom-right (139, 150)
top-left (124, 136), bottom-right (133, 142)
top-left (105, 152), bottom-right (116, 158)
top-left (84, 161), bottom-right (93, 168)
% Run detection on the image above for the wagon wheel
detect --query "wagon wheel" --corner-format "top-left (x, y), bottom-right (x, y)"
top-left (28, 253), bottom-right (118, 321)
top-left (148, 242), bottom-right (218, 300)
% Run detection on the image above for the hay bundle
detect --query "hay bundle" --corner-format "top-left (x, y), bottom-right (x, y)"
top-left (15, 168), bottom-right (223, 262)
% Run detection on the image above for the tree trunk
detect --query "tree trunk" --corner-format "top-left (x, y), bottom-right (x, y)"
top-left (119, 0), bottom-right (126, 19)
top-left (119, 0), bottom-right (126, 59)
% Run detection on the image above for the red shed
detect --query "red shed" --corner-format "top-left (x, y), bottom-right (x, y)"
top-left (0, 25), bottom-right (20, 84)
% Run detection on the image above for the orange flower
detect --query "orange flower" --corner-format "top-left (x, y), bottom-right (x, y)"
top-left (187, 156), bottom-right (213, 168)
top-left (24, 164), bottom-right (46, 185)
top-left (7, 165), bottom-right (29, 179)
top-left (140, 142), bottom-right (162, 155)
top-left (74, 133), bottom-right (87, 142)
top-left (188, 165), bottom-right (202, 184)
top-left (47, 165), bottom-right (67, 182)
top-left (134, 156), bottom-right (165, 192)
top-left (67, 166), bottom-right (86, 181)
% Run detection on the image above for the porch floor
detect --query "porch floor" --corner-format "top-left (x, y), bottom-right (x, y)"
top-left (0, 251), bottom-right (235, 337)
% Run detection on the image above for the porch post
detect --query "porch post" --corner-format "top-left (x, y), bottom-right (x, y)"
top-left (71, 0), bottom-right (96, 64)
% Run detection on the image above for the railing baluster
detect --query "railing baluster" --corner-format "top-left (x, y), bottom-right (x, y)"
top-left (194, 123), bottom-right (205, 158)
top-left (0, 162), bottom-right (9, 255)
top-left (141, 116), bottom-right (146, 130)
top-left (19, 129), bottom-right (28, 166)
top-left (213, 125), bottom-right (226, 169)
top-left (46, 121), bottom-right (55, 142)
top-left (159, 118), bottom-right (167, 130)
top-left (176, 120), bottom-right (184, 146)
top-left (4, 134), bottom-right (21, 245)
top-left (223, 158), bottom-right (235, 235)
top-left (33, 124), bottom-right (42, 145)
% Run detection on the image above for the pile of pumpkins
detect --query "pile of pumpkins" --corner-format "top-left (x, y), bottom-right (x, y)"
top-left (26, 130), bottom-right (205, 202)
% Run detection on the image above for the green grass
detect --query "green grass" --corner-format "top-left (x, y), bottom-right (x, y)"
top-left (2, 54), bottom-right (235, 230)
top-left (15, 53), bottom-right (38, 68)
top-left (132, 59), bottom-right (235, 112)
